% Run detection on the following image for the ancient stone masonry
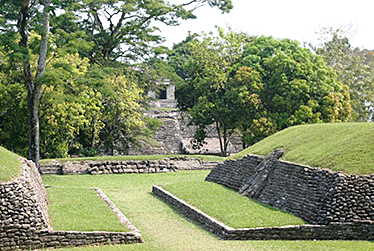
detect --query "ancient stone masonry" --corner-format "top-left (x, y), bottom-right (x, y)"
top-left (205, 152), bottom-right (374, 226)
top-left (128, 109), bottom-right (242, 155)
top-left (40, 156), bottom-right (219, 175)
top-left (239, 150), bottom-right (283, 198)
top-left (153, 185), bottom-right (374, 241)
top-left (0, 158), bottom-right (50, 232)
top-left (1, 158), bottom-right (143, 250)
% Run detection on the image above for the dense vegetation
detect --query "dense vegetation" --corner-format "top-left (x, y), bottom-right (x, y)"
top-left (0, 0), bottom-right (233, 166)
top-left (43, 171), bottom-right (374, 251)
top-left (232, 122), bottom-right (374, 175)
top-left (171, 30), bottom-right (352, 155)
top-left (0, 1), bottom-right (373, 165)
top-left (0, 146), bottom-right (21, 182)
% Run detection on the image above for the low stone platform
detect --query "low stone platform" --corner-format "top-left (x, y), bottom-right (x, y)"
top-left (40, 157), bottom-right (219, 175)
top-left (153, 185), bottom-right (374, 240)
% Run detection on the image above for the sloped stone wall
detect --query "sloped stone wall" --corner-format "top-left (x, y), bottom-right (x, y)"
top-left (1, 158), bottom-right (143, 250)
top-left (206, 153), bottom-right (374, 225)
top-left (0, 158), bottom-right (50, 232)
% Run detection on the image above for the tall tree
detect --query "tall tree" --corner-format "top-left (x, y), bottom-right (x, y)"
top-left (62, 0), bottom-right (233, 64)
top-left (171, 31), bottom-right (352, 153)
top-left (172, 29), bottom-right (252, 156)
top-left (242, 36), bottom-right (351, 135)
top-left (0, 0), bottom-right (234, 163)
top-left (0, 0), bottom-right (51, 168)
top-left (311, 27), bottom-right (374, 121)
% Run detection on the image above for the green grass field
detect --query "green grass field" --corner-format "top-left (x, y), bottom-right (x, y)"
top-left (232, 122), bottom-right (374, 175)
top-left (47, 187), bottom-right (129, 232)
top-left (0, 146), bottom-right (21, 182)
top-left (42, 171), bottom-right (374, 251)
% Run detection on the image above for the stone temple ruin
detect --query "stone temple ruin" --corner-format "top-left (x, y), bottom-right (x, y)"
top-left (132, 80), bottom-right (242, 156)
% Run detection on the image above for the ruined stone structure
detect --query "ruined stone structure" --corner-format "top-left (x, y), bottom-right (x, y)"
top-left (153, 185), bottom-right (374, 240)
top-left (147, 79), bottom-right (177, 109)
top-left (129, 109), bottom-right (242, 156)
top-left (153, 151), bottom-right (374, 240)
top-left (205, 152), bottom-right (374, 225)
top-left (40, 156), bottom-right (219, 175)
top-left (0, 158), bottom-right (143, 250)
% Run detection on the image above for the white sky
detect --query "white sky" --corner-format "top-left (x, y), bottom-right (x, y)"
top-left (159, 0), bottom-right (374, 49)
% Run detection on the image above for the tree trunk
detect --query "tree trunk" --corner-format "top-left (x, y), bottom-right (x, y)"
top-left (215, 121), bottom-right (227, 157)
top-left (27, 84), bottom-right (42, 167)
top-left (18, 0), bottom-right (51, 169)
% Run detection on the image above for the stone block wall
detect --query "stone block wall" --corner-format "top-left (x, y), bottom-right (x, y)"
top-left (1, 158), bottom-right (143, 250)
top-left (40, 157), bottom-right (219, 175)
top-left (153, 185), bottom-right (374, 240)
top-left (205, 154), bottom-right (374, 225)
top-left (0, 158), bottom-right (50, 232)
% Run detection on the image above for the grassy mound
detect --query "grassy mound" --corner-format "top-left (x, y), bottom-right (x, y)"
top-left (0, 146), bottom-right (21, 182)
top-left (232, 123), bottom-right (374, 175)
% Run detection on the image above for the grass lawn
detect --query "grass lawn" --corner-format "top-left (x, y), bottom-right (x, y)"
top-left (40, 154), bottom-right (225, 165)
top-left (232, 122), bottom-right (374, 175)
top-left (42, 171), bottom-right (374, 251)
top-left (47, 187), bottom-right (129, 232)
top-left (162, 180), bottom-right (307, 228)
top-left (0, 146), bottom-right (21, 182)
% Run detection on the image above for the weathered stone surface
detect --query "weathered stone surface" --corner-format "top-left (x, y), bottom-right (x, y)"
top-left (128, 109), bottom-right (242, 155)
top-left (40, 157), bottom-right (218, 175)
top-left (206, 153), bottom-right (374, 225)
top-left (62, 162), bottom-right (90, 175)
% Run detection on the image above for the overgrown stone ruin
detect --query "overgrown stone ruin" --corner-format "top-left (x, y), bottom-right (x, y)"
top-left (206, 150), bottom-right (374, 226)
top-left (40, 156), bottom-right (219, 175)
top-left (128, 109), bottom-right (242, 156)
top-left (154, 150), bottom-right (374, 240)
top-left (0, 158), bottom-right (143, 250)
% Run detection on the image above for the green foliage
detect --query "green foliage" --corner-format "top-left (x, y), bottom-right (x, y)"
top-left (311, 27), bottom-right (374, 121)
top-left (0, 74), bottom-right (29, 157)
top-left (51, 0), bottom-right (233, 63)
top-left (242, 36), bottom-right (351, 132)
top-left (163, 180), bottom-right (307, 228)
top-left (172, 28), bottom-right (252, 155)
top-left (43, 171), bottom-right (374, 251)
top-left (0, 146), bottom-right (21, 182)
top-left (232, 122), bottom-right (374, 175)
top-left (170, 30), bottom-right (351, 153)
top-left (0, 0), bottom-right (234, 161)
top-left (47, 187), bottom-right (129, 232)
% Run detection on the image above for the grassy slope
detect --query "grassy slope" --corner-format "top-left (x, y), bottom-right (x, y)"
top-left (163, 180), bottom-right (306, 228)
top-left (42, 171), bottom-right (374, 251)
top-left (0, 146), bottom-right (21, 182)
top-left (232, 123), bottom-right (374, 175)
top-left (40, 154), bottom-right (226, 164)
